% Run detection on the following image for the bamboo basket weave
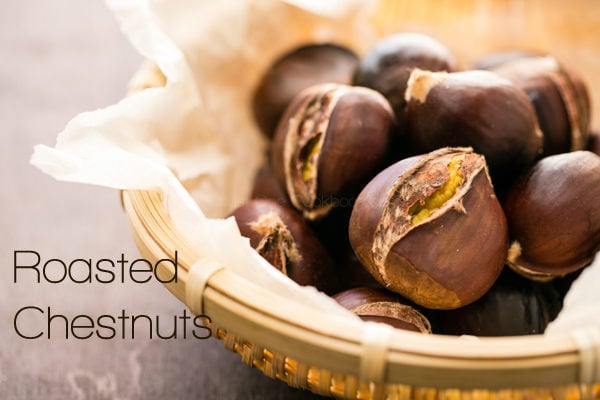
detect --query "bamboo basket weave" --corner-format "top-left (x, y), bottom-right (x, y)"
top-left (121, 1), bottom-right (600, 398)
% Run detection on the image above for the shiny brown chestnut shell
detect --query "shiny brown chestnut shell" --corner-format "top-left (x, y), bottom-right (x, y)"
top-left (333, 287), bottom-right (431, 333)
top-left (492, 56), bottom-right (591, 155)
top-left (272, 83), bottom-right (395, 221)
top-left (503, 151), bottom-right (600, 281)
top-left (229, 198), bottom-right (338, 294)
top-left (349, 147), bottom-right (508, 310)
top-left (404, 69), bottom-right (543, 188)
top-left (252, 43), bottom-right (358, 138)
top-left (353, 32), bottom-right (457, 124)
top-left (432, 269), bottom-right (563, 336)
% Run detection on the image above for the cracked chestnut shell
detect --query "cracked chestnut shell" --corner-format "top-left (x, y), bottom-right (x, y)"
top-left (492, 56), bottom-right (591, 155)
top-left (252, 43), bottom-right (358, 138)
top-left (333, 287), bottom-right (431, 333)
top-left (503, 151), bottom-right (600, 281)
top-left (349, 147), bottom-right (508, 310)
top-left (230, 199), bottom-right (338, 294)
top-left (353, 32), bottom-right (457, 125)
top-left (432, 269), bottom-right (563, 336)
top-left (272, 83), bottom-right (395, 221)
top-left (404, 69), bottom-right (543, 187)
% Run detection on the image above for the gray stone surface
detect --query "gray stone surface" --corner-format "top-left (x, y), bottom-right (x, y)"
top-left (1, 1), bottom-right (327, 398)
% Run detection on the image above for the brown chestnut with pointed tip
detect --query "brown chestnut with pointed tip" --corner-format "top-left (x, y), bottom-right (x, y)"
top-left (333, 287), bottom-right (431, 333)
top-left (503, 151), bottom-right (600, 281)
top-left (349, 147), bottom-right (508, 310)
top-left (272, 83), bottom-right (396, 221)
top-left (492, 56), bottom-right (591, 155)
top-left (353, 32), bottom-right (457, 125)
top-left (252, 43), bottom-right (358, 138)
top-left (404, 69), bottom-right (543, 188)
top-left (229, 198), bottom-right (338, 294)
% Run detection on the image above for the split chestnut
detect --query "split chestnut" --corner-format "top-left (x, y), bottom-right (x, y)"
top-left (272, 83), bottom-right (396, 221)
top-left (229, 199), bottom-right (338, 294)
top-left (349, 147), bottom-right (508, 310)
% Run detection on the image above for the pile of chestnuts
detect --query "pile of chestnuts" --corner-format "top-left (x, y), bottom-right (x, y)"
top-left (229, 32), bottom-right (600, 336)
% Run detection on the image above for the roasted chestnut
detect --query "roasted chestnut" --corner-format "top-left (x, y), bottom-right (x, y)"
top-left (353, 32), bottom-right (457, 126)
top-left (333, 287), bottom-right (431, 333)
top-left (272, 83), bottom-right (396, 221)
top-left (492, 56), bottom-right (591, 155)
top-left (229, 198), bottom-right (338, 293)
top-left (252, 43), bottom-right (358, 138)
top-left (404, 69), bottom-right (543, 187)
top-left (432, 269), bottom-right (563, 336)
top-left (503, 151), bottom-right (600, 281)
top-left (349, 147), bottom-right (508, 310)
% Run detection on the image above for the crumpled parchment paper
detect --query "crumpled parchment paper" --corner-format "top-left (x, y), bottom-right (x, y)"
top-left (545, 253), bottom-right (600, 334)
top-left (31, 0), bottom-right (379, 319)
top-left (31, 0), bottom-right (599, 332)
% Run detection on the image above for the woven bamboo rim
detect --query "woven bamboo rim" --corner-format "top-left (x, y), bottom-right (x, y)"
top-left (121, 189), bottom-right (600, 399)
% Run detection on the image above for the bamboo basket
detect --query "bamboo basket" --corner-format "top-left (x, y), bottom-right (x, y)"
top-left (121, 1), bottom-right (600, 398)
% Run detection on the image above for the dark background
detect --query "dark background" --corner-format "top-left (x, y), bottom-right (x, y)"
top-left (1, 1), bottom-right (326, 398)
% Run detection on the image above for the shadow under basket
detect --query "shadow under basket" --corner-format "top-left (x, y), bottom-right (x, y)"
top-left (121, 189), bottom-right (600, 399)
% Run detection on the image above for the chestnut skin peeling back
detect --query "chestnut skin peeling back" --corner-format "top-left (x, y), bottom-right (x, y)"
top-left (349, 147), bottom-right (508, 310)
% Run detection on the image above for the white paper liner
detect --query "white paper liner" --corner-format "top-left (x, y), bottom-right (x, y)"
top-left (546, 252), bottom-right (600, 335)
top-left (30, 0), bottom-right (599, 332)
top-left (31, 0), bottom-right (377, 319)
